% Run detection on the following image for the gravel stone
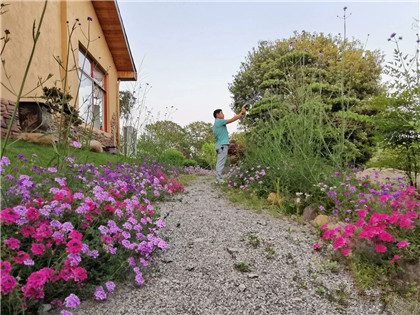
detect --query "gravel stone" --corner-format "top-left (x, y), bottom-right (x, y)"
top-left (75, 177), bottom-right (394, 315)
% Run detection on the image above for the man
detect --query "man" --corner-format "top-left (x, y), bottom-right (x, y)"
top-left (212, 107), bottom-right (246, 183)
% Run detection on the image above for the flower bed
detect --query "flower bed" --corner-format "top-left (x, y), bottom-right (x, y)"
top-left (0, 154), bottom-right (184, 314)
top-left (314, 167), bottom-right (419, 263)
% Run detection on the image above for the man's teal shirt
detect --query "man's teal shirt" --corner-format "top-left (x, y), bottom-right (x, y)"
top-left (213, 119), bottom-right (229, 146)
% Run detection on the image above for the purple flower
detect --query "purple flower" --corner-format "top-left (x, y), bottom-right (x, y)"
top-left (61, 222), bottom-right (74, 232)
top-left (343, 6), bottom-right (347, 10)
top-left (94, 286), bottom-right (107, 300)
top-left (390, 33), bottom-right (396, 38)
top-left (65, 293), bottom-right (80, 308)
top-left (135, 273), bottom-right (144, 286)
top-left (105, 281), bottom-right (116, 292)
top-left (155, 219), bottom-right (165, 229)
top-left (318, 52), bottom-right (323, 57)
top-left (72, 141), bottom-right (82, 148)
top-left (128, 257), bottom-right (136, 266)
top-left (61, 311), bottom-right (72, 315)
top-left (157, 239), bottom-right (167, 250)
top-left (87, 16), bottom-right (93, 21)
top-left (24, 259), bottom-right (35, 265)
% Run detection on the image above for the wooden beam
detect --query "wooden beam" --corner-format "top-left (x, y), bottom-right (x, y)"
top-left (117, 71), bottom-right (137, 81)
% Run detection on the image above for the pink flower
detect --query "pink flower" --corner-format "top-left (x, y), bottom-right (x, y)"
top-left (378, 231), bottom-right (394, 242)
top-left (375, 244), bottom-right (387, 253)
top-left (357, 209), bottom-right (367, 218)
top-left (321, 224), bottom-right (328, 230)
top-left (341, 248), bottom-right (351, 256)
top-left (66, 239), bottom-right (83, 254)
top-left (20, 225), bottom-right (35, 237)
top-left (69, 230), bottom-right (83, 240)
top-left (397, 240), bottom-right (409, 248)
top-left (1, 261), bottom-right (12, 274)
top-left (26, 207), bottom-right (39, 221)
top-left (4, 237), bottom-right (20, 250)
top-left (12, 251), bottom-right (30, 264)
top-left (72, 267), bottom-right (88, 282)
top-left (0, 208), bottom-right (19, 224)
top-left (313, 243), bottom-right (321, 250)
top-left (0, 274), bottom-right (16, 294)
top-left (379, 195), bottom-right (391, 203)
top-left (31, 243), bottom-right (46, 255)
top-left (355, 219), bottom-right (366, 227)
top-left (394, 255), bottom-right (400, 260)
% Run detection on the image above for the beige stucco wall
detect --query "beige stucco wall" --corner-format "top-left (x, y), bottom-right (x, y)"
top-left (0, 0), bottom-right (119, 136)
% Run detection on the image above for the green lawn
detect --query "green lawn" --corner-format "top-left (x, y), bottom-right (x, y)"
top-left (1, 140), bottom-right (133, 167)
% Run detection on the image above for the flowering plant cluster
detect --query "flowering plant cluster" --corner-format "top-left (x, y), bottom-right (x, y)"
top-left (0, 154), bottom-right (184, 314)
top-left (226, 164), bottom-right (270, 191)
top-left (314, 167), bottom-right (419, 263)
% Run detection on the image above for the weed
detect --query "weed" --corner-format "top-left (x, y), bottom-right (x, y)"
top-left (234, 259), bottom-right (250, 272)
top-left (265, 247), bottom-right (276, 259)
top-left (248, 235), bottom-right (260, 247)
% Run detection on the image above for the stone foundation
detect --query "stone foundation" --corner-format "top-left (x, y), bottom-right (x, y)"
top-left (1, 98), bottom-right (115, 148)
top-left (1, 98), bottom-right (21, 139)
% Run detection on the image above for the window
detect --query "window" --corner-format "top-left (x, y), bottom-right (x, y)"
top-left (78, 50), bottom-right (106, 130)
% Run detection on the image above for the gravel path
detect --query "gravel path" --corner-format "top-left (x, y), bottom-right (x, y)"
top-left (76, 177), bottom-right (391, 315)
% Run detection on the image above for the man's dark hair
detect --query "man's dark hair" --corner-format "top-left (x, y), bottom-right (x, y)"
top-left (213, 109), bottom-right (222, 118)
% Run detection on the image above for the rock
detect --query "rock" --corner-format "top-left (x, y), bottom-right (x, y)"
top-left (303, 206), bottom-right (318, 221)
top-left (247, 273), bottom-right (259, 279)
top-left (89, 140), bottom-right (103, 153)
top-left (38, 304), bottom-right (52, 314)
top-left (312, 214), bottom-right (330, 227)
top-left (267, 192), bottom-right (282, 205)
top-left (238, 284), bottom-right (246, 291)
top-left (18, 132), bottom-right (57, 145)
top-left (292, 297), bottom-right (302, 302)
top-left (186, 264), bottom-right (195, 271)
top-left (161, 257), bottom-right (173, 263)
top-left (227, 247), bottom-right (239, 255)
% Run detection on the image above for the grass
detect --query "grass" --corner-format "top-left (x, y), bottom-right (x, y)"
top-left (223, 186), bottom-right (283, 217)
top-left (234, 259), bottom-right (250, 272)
top-left (177, 174), bottom-right (197, 186)
top-left (2, 140), bottom-right (132, 167)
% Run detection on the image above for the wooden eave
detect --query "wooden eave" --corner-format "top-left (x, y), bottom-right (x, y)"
top-left (92, 0), bottom-right (137, 81)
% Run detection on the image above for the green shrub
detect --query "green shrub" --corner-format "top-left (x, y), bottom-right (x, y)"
top-left (161, 149), bottom-right (186, 167)
top-left (201, 142), bottom-right (217, 170)
top-left (183, 159), bottom-right (198, 167)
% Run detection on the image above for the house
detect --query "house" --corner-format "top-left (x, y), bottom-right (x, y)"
top-left (0, 0), bottom-right (137, 148)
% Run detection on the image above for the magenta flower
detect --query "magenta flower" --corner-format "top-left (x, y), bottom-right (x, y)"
top-left (375, 244), bottom-right (387, 253)
top-left (4, 237), bottom-right (20, 250)
top-left (0, 274), bottom-right (16, 294)
top-left (397, 240), bottom-right (409, 248)
top-left (313, 243), bottom-right (321, 250)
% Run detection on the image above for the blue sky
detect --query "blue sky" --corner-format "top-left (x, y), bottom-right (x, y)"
top-left (118, 1), bottom-right (419, 130)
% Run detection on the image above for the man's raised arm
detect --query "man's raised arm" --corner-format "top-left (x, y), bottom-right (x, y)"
top-left (226, 107), bottom-right (246, 124)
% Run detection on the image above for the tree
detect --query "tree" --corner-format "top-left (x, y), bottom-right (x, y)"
top-left (138, 120), bottom-right (190, 157)
top-left (119, 90), bottom-right (136, 120)
top-left (184, 121), bottom-right (214, 159)
top-left (372, 33), bottom-right (420, 187)
top-left (229, 31), bottom-right (384, 164)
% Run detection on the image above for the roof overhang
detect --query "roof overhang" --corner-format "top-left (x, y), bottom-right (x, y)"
top-left (92, 0), bottom-right (137, 81)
